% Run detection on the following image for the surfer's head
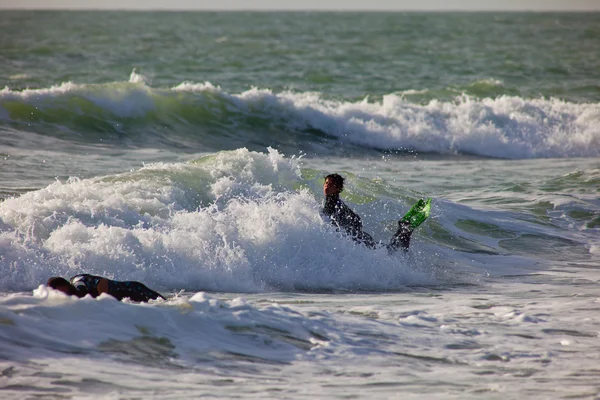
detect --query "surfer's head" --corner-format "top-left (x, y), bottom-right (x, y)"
top-left (47, 277), bottom-right (76, 296)
top-left (324, 173), bottom-right (344, 195)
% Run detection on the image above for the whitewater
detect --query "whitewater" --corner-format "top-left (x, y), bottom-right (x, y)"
top-left (1, 10), bottom-right (600, 399)
top-left (2, 72), bottom-right (599, 160)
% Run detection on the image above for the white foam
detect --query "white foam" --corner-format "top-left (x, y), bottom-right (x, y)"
top-left (3, 281), bottom-right (598, 398)
top-left (1, 81), bottom-right (81, 98)
top-left (170, 82), bottom-right (600, 159)
top-left (0, 290), bottom-right (329, 366)
top-left (0, 74), bottom-right (156, 119)
top-left (229, 89), bottom-right (600, 159)
top-left (129, 69), bottom-right (149, 84)
top-left (171, 81), bottom-right (222, 93)
top-left (0, 148), bottom-right (434, 293)
top-left (2, 77), bottom-right (598, 159)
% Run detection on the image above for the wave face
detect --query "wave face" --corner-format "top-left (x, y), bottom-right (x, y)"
top-left (1, 148), bottom-right (597, 294)
top-left (0, 148), bottom-right (437, 293)
top-left (1, 75), bottom-right (599, 159)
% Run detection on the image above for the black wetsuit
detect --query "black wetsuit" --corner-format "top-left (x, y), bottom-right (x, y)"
top-left (70, 274), bottom-right (165, 302)
top-left (322, 194), bottom-right (413, 252)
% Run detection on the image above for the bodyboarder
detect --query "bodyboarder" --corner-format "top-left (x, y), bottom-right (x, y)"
top-left (46, 274), bottom-right (165, 302)
top-left (322, 173), bottom-right (430, 252)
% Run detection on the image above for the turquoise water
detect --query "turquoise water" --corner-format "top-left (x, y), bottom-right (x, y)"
top-left (0, 11), bottom-right (599, 399)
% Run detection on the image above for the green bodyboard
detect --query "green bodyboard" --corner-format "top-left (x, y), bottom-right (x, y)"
top-left (400, 198), bottom-right (431, 230)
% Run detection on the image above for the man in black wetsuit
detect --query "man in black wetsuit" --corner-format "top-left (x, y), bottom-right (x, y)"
top-left (47, 274), bottom-right (165, 302)
top-left (322, 173), bottom-right (413, 252)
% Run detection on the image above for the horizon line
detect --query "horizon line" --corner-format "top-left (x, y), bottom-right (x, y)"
top-left (1, 8), bottom-right (599, 12)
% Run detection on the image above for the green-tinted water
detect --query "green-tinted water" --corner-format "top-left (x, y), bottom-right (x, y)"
top-left (2, 11), bottom-right (599, 102)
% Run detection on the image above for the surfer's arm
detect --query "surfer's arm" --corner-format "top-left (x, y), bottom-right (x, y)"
top-left (334, 203), bottom-right (377, 248)
top-left (70, 274), bottom-right (108, 298)
top-left (96, 278), bottom-right (110, 296)
top-left (337, 203), bottom-right (364, 236)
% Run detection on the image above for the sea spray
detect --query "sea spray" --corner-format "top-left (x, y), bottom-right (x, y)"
top-left (0, 148), bottom-right (435, 293)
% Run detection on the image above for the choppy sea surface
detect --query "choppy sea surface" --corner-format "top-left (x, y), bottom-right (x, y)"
top-left (1, 11), bottom-right (599, 399)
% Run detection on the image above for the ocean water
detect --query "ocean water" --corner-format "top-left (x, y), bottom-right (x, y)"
top-left (1, 11), bottom-right (599, 399)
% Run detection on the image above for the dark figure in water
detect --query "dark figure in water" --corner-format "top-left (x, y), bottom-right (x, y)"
top-left (47, 274), bottom-right (165, 302)
top-left (322, 173), bottom-right (414, 252)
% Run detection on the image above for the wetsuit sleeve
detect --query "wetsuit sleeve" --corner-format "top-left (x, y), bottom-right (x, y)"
top-left (70, 274), bottom-right (101, 298)
top-left (323, 197), bottom-right (362, 234)
top-left (323, 198), bottom-right (376, 248)
top-left (108, 280), bottom-right (165, 302)
top-left (335, 202), bottom-right (363, 237)
top-left (339, 205), bottom-right (377, 248)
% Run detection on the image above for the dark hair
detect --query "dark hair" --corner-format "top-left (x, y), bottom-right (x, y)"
top-left (47, 277), bottom-right (70, 289)
top-left (324, 173), bottom-right (345, 191)
top-left (47, 277), bottom-right (77, 296)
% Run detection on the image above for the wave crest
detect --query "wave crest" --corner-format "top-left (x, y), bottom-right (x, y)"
top-left (1, 77), bottom-right (598, 159)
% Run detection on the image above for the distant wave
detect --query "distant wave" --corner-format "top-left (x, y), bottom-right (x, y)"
top-left (1, 73), bottom-right (599, 159)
